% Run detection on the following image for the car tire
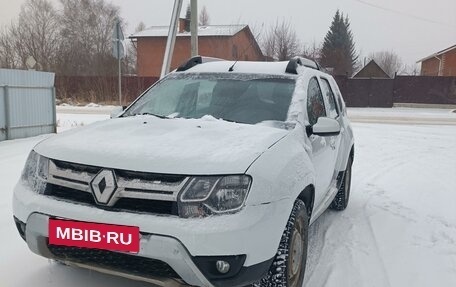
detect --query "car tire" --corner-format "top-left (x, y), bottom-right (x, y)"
top-left (253, 199), bottom-right (309, 287)
top-left (330, 157), bottom-right (353, 211)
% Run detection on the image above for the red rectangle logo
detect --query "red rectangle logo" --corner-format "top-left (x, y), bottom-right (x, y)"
top-left (48, 219), bottom-right (140, 253)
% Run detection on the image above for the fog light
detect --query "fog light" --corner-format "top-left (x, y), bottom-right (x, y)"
top-left (216, 260), bottom-right (230, 274)
top-left (14, 217), bottom-right (26, 241)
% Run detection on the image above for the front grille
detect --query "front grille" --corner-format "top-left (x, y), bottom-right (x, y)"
top-left (45, 159), bottom-right (189, 216)
top-left (53, 160), bottom-right (187, 184)
top-left (46, 184), bottom-right (178, 216)
top-left (53, 160), bottom-right (100, 174)
top-left (115, 169), bottom-right (186, 184)
top-left (48, 245), bottom-right (181, 280)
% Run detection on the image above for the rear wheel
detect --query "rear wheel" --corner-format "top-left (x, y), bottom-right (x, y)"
top-left (253, 199), bottom-right (308, 287)
top-left (330, 157), bottom-right (352, 211)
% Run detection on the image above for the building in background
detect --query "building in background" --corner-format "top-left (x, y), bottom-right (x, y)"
top-left (418, 45), bottom-right (456, 76)
top-left (352, 60), bottom-right (391, 79)
top-left (130, 19), bottom-right (264, 77)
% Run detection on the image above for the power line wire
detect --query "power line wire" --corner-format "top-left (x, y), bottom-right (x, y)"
top-left (352, 0), bottom-right (456, 28)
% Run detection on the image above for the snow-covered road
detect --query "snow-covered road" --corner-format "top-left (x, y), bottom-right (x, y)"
top-left (304, 124), bottom-right (456, 286)
top-left (1, 112), bottom-right (455, 287)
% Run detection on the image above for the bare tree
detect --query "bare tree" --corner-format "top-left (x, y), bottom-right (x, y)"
top-left (135, 21), bottom-right (146, 33)
top-left (302, 41), bottom-right (322, 62)
top-left (199, 6), bottom-right (210, 26)
top-left (0, 26), bottom-right (20, 69)
top-left (0, 0), bottom-right (123, 75)
top-left (402, 64), bottom-right (421, 76)
top-left (0, 0), bottom-right (146, 103)
top-left (369, 50), bottom-right (405, 77)
top-left (58, 0), bottom-right (121, 75)
top-left (0, 0), bottom-right (60, 71)
top-left (261, 19), bottom-right (300, 61)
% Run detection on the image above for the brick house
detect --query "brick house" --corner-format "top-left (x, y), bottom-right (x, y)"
top-left (352, 60), bottom-right (391, 79)
top-left (418, 44), bottom-right (456, 76)
top-left (130, 19), bottom-right (264, 77)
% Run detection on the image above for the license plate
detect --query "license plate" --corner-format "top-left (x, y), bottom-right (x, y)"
top-left (48, 219), bottom-right (140, 253)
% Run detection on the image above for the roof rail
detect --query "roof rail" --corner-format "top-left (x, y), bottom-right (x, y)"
top-left (176, 56), bottom-right (225, 72)
top-left (285, 57), bottom-right (321, 74)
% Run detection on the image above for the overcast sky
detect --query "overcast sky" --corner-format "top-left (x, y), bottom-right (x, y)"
top-left (1, 0), bottom-right (455, 66)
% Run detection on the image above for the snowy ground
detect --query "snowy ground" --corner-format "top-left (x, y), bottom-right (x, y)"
top-left (348, 107), bottom-right (456, 125)
top-left (1, 109), bottom-right (456, 286)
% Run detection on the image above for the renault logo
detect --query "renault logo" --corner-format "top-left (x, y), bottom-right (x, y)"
top-left (90, 169), bottom-right (118, 205)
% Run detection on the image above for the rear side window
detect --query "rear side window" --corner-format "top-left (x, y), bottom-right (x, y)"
top-left (320, 78), bottom-right (338, 118)
top-left (335, 89), bottom-right (345, 115)
top-left (307, 77), bottom-right (326, 125)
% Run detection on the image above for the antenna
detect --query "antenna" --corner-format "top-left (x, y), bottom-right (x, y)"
top-left (228, 26), bottom-right (263, 72)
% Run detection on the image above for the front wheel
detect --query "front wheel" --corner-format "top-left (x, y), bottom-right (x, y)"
top-left (254, 199), bottom-right (309, 287)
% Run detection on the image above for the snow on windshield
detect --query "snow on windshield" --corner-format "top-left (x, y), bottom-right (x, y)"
top-left (124, 73), bottom-right (296, 127)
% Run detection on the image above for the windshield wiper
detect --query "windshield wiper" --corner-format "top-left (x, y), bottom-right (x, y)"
top-left (138, 112), bottom-right (171, 119)
top-left (220, 118), bottom-right (236, 123)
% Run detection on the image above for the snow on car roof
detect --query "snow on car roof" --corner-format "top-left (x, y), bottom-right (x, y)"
top-left (181, 61), bottom-right (301, 76)
top-left (130, 25), bottom-right (247, 38)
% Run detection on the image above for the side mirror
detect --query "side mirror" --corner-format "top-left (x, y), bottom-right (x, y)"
top-left (110, 106), bottom-right (124, 119)
top-left (310, 117), bottom-right (341, 137)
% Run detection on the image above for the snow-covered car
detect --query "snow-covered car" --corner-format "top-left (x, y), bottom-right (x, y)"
top-left (13, 56), bottom-right (354, 287)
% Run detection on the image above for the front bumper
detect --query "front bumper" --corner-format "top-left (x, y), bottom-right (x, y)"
top-left (21, 213), bottom-right (209, 286)
top-left (13, 182), bottom-right (291, 286)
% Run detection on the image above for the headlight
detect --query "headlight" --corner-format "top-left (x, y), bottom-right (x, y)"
top-left (178, 175), bottom-right (252, 218)
top-left (21, 150), bottom-right (49, 194)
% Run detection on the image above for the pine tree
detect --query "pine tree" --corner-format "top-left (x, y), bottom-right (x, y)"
top-left (185, 3), bottom-right (191, 20)
top-left (320, 10), bottom-right (358, 75)
top-left (183, 3), bottom-right (191, 32)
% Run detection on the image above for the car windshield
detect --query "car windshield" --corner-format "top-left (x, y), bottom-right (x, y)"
top-left (123, 73), bottom-right (295, 125)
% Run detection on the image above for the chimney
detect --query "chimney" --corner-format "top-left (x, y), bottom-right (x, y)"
top-left (178, 18), bottom-right (190, 33)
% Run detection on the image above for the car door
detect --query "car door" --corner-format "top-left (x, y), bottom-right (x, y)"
top-left (306, 77), bottom-right (334, 207)
top-left (318, 76), bottom-right (343, 188)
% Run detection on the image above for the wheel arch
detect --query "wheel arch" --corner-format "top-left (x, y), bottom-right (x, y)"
top-left (350, 145), bottom-right (355, 162)
top-left (298, 184), bottom-right (315, 218)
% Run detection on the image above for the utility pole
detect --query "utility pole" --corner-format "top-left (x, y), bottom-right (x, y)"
top-left (161, 0), bottom-right (199, 78)
top-left (161, 0), bottom-right (183, 78)
top-left (118, 42), bottom-right (121, 106)
top-left (112, 20), bottom-right (125, 106)
top-left (190, 0), bottom-right (198, 57)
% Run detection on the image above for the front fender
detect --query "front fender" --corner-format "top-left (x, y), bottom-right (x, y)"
top-left (336, 117), bottom-right (355, 172)
top-left (245, 127), bottom-right (315, 206)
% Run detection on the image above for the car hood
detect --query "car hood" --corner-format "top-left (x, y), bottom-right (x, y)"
top-left (35, 116), bottom-right (288, 175)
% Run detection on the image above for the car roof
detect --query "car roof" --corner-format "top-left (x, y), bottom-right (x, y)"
top-left (175, 57), bottom-right (325, 77)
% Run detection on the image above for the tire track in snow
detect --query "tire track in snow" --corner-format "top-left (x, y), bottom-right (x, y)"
top-left (304, 209), bottom-right (364, 286)
top-left (362, 194), bottom-right (393, 287)
top-left (353, 160), bottom-right (406, 287)
top-left (303, 155), bottom-right (405, 286)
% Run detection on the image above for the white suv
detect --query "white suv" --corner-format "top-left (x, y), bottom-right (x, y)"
top-left (13, 57), bottom-right (354, 287)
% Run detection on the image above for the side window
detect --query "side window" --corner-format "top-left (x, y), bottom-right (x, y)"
top-left (307, 77), bottom-right (326, 125)
top-left (334, 89), bottom-right (345, 115)
top-left (320, 78), bottom-right (338, 118)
